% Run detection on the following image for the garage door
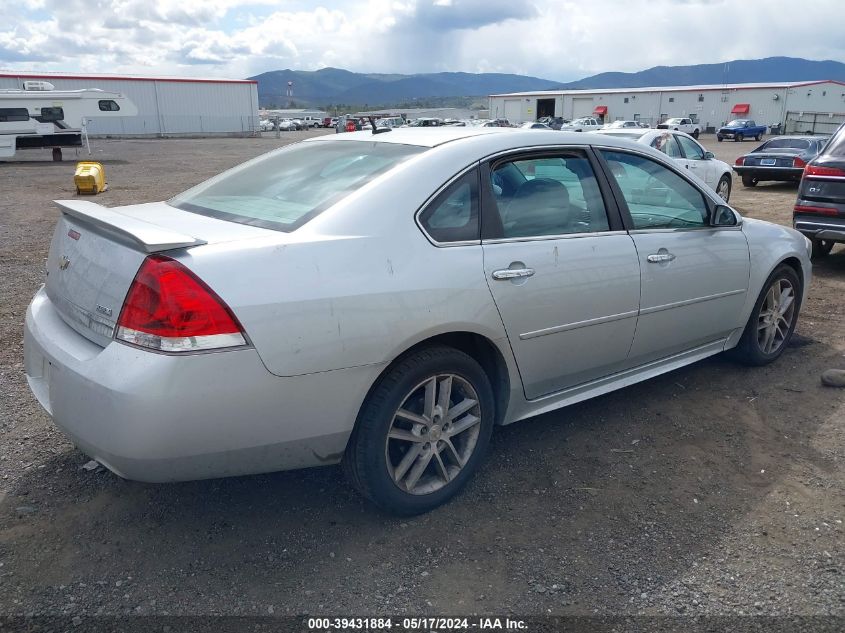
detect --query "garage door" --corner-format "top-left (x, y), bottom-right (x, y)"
top-left (572, 97), bottom-right (594, 119)
top-left (504, 100), bottom-right (522, 123)
top-left (785, 111), bottom-right (845, 136)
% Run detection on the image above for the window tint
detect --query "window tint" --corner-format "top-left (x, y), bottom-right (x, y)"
top-left (488, 153), bottom-right (610, 238)
top-left (601, 150), bottom-right (709, 230)
top-left (418, 170), bottom-right (479, 243)
top-left (170, 140), bottom-right (426, 232)
top-left (0, 108), bottom-right (29, 122)
top-left (676, 134), bottom-right (704, 160)
top-left (37, 107), bottom-right (64, 122)
top-left (651, 133), bottom-right (683, 158)
top-left (98, 100), bottom-right (120, 112)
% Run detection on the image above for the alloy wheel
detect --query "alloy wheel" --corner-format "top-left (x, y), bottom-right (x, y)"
top-left (716, 179), bottom-right (730, 201)
top-left (385, 374), bottom-right (482, 495)
top-left (757, 278), bottom-right (796, 354)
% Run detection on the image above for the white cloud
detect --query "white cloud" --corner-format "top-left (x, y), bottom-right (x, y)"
top-left (1, 0), bottom-right (844, 80)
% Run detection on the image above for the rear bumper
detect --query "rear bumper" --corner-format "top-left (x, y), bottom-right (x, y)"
top-left (24, 286), bottom-right (384, 482)
top-left (793, 213), bottom-right (845, 242)
top-left (733, 166), bottom-right (803, 181)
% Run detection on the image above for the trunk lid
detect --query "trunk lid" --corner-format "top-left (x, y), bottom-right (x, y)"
top-left (45, 200), bottom-right (273, 347)
top-left (799, 158), bottom-right (845, 205)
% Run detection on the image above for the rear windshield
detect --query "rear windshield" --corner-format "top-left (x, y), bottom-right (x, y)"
top-left (824, 126), bottom-right (845, 158)
top-left (760, 138), bottom-right (810, 151)
top-left (169, 141), bottom-right (426, 231)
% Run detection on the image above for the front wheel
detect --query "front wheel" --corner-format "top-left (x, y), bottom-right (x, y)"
top-left (811, 239), bottom-right (835, 259)
top-left (344, 346), bottom-right (495, 515)
top-left (730, 265), bottom-right (801, 366)
top-left (717, 135), bottom-right (724, 142)
top-left (716, 174), bottom-right (732, 201)
top-left (735, 133), bottom-right (744, 142)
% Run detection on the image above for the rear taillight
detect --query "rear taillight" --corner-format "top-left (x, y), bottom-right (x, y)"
top-left (116, 255), bottom-right (246, 352)
top-left (793, 157), bottom-right (807, 168)
top-left (735, 157), bottom-right (745, 166)
top-left (805, 164), bottom-right (845, 178)
top-left (793, 204), bottom-right (839, 216)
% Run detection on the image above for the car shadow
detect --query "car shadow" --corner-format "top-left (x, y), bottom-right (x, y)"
top-left (0, 336), bottom-right (841, 615)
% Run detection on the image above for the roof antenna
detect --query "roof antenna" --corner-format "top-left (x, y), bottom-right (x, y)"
top-left (369, 115), bottom-right (390, 134)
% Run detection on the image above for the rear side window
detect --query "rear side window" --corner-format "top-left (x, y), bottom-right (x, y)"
top-left (487, 151), bottom-right (610, 238)
top-left (98, 100), bottom-right (120, 112)
top-left (418, 169), bottom-right (479, 243)
top-left (0, 108), bottom-right (29, 122)
top-left (170, 141), bottom-right (426, 232)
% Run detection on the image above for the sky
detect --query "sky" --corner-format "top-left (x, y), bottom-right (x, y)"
top-left (2, 0), bottom-right (845, 81)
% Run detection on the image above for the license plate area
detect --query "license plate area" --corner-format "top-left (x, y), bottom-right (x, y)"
top-left (761, 158), bottom-right (776, 166)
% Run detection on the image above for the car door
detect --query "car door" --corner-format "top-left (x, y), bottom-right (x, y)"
top-left (481, 149), bottom-right (641, 399)
top-left (675, 133), bottom-right (716, 189)
top-left (597, 148), bottom-right (751, 365)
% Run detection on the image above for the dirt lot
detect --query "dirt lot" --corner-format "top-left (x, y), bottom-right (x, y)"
top-left (0, 131), bottom-right (842, 620)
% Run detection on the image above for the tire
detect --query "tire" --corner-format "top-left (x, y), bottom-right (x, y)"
top-left (755, 134), bottom-right (762, 141)
top-left (343, 346), bottom-right (495, 515)
top-left (717, 135), bottom-right (723, 142)
top-left (811, 239), bottom-right (835, 259)
top-left (741, 174), bottom-right (758, 187)
top-left (730, 265), bottom-right (802, 366)
top-left (692, 129), bottom-right (700, 139)
top-left (735, 133), bottom-right (744, 142)
top-left (716, 174), bottom-right (732, 202)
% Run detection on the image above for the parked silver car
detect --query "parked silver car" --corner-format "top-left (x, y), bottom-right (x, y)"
top-left (24, 128), bottom-right (812, 514)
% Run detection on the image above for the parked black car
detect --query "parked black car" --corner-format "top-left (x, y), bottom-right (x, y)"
top-left (734, 135), bottom-right (830, 187)
top-left (793, 124), bottom-right (845, 258)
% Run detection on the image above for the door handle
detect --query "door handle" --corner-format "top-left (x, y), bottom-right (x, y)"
top-left (492, 268), bottom-right (535, 280)
top-left (647, 252), bottom-right (676, 263)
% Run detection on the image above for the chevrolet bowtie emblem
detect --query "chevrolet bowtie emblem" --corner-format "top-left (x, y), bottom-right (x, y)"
top-left (59, 255), bottom-right (70, 270)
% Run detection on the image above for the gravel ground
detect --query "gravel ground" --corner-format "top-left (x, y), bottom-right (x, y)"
top-left (0, 131), bottom-right (842, 620)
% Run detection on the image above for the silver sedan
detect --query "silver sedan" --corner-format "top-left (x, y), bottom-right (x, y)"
top-left (24, 128), bottom-right (812, 514)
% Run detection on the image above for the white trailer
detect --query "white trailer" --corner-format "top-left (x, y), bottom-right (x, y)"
top-left (0, 82), bottom-right (137, 161)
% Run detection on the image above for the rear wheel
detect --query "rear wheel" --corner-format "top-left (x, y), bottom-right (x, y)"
top-left (811, 239), bottom-right (835, 259)
top-left (716, 174), bottom-right (732, 201)
top-left (692, 129), bottom-right (700, 139)
top-left (344, 346), bottom-right (494, 515)
top-left (755, 134), bottom-right (762, 141)
top-left (741, 174), bottom-right (758, 187)
top-left (730, 265), bottom-right (801, 366)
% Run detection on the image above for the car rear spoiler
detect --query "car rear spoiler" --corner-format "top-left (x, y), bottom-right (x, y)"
top-left (54, 200), bottom-right (206, 252)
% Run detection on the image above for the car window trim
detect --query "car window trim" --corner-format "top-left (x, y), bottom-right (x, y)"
top-left (592, 147), bottom-right (726, 233)
top-left (478, 145), bottom-right (626, 241)
top-left (414, 162), bottom-right (482, 247)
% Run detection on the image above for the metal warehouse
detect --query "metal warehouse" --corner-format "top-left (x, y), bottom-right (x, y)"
top-left (0, 71), bottom-right (259, 136)
top-left (490, 80), bottom-right (845, 134)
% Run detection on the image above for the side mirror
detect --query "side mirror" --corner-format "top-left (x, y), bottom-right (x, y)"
top-left (711, 204), bottom-right (739, 227)
top-left (703, 151), bottom-right (715, 160)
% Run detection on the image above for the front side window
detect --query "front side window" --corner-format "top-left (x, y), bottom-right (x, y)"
top-left (487, 152), bottom-right (610, 239)
top-left (98, 100), bottom-right (120, 112)
top-left (601, 150), bottom-right (709, 230)
top-left (651, 133), bottom-right (683, 158)
top-left (38, 106), bottom-right (64, 122)
top-left (676, 134), bottom-right (705, 160)
top-left (170, 140), bottom-right (426, 232)
top-left (418, 170), bottom-right (478, 243)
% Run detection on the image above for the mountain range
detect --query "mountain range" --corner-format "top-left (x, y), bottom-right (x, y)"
top-left (249, 57), bottom-right (845, 109)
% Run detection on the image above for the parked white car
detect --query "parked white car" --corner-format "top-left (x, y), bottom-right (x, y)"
top-left (596, 128), bottom-right (734, 201)
top-left (560, 117), bottom-right (602, 132)
top-left (602, 120), bottom-right (643, 130)
top-left (656, 117), bottom-right (701, 139)
top-left (259, 119), bottom-right (274, 132)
